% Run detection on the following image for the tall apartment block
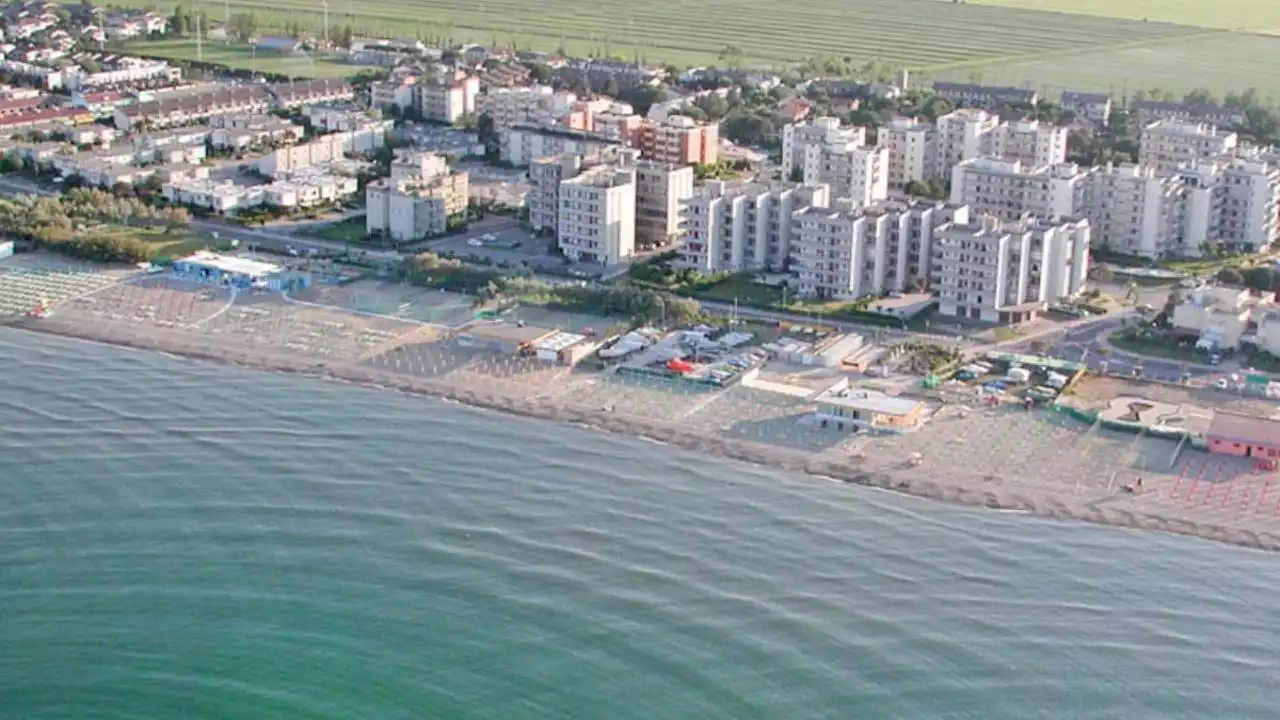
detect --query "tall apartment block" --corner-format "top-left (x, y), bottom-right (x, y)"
top-left (1139, 120), bottom-right (1239, 174)
top-left (530, 147), bottom-right (693, 258)
top-left (1177, 157), bottom-right (1280, 254)
top-left (558, 164), bottom-right (637, 265)
top-left (989, 120), bottom-right (1069, 168)
top-left (635, 161), bottom-right (695, 247)
top-left (781, 117), bottom-right (867, 179)
top-left (789, 201), bottom-right (968, 300)
top-left (802, 141), bottom-right (890, 208)
top-left (879, 117), bottom-right (936, 188)
top-left (635, 114), bottom-right (718, 166)
top-left (500, 124), bottom-right (620, 167)
top-left (949, 158), bottom-right (1085, 222)
top-left (1078, 164), bottom-right (1187, 258)
top-left (413, 72), bottom-right (479, 124)
top-left (678, 181), bottom-right (830, 273)
top-left (934, 108), bottom-right (1000, 180)
top-left (593, 102), bottom-right (644, 143)
top-left (477, 85), bottom-right (588, 130)
top-left (366, 152), bottom-right (470, 241)
top-left (932, 215), bottom-right (1090, 324)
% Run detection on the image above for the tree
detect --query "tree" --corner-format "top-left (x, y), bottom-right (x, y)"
top-left (1183, 88), bottom-right (1216, 106)
top-left (340, 25), bottom-right (355, 50)
top-left (619, 84), bottom-right (664, 116)
top-left (1215, 266), bottom-right (1244, 286)
top-left (718, 45), bottom-right (744, 71)
top-left (522, 61), bottom-right (553, 85)
top-left (1243, 266), bottom-right (1278, 292)
top-left (0, 153), bottom-right (21, 174)
top-left (695, 93), bottom-right (729, 120)
top-left (170, 4), bottom-right (188, 36)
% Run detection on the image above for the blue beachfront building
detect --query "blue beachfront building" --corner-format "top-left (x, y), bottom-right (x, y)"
top-left (171, 251), bottom-right (310, 291)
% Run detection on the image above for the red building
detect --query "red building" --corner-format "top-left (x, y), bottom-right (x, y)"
top-left (1206, 411), bottom-right (1280, 459)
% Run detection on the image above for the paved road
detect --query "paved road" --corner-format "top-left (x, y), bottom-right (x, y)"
top-left (1004, 315), bottom-right (1231, 385)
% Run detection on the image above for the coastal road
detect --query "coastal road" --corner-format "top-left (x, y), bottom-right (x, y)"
top-left (1007, 315), bottom-right (1227, 385)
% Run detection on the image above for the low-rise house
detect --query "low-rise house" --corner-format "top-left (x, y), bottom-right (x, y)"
top-left (1060, 91), bottom-right (1112, 125)
top-left (812, 379), bottom-right (926, 432)
top-left (1169, 285), bottom-right (1275, 351)
top-left (1206, 411), bottom-right (1280, 459)
top-left (931, 82), bottom-right (1038, 107)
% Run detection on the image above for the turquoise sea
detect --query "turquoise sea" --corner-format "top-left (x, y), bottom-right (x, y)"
top-left (1, 328), bottom-right (1278, 719)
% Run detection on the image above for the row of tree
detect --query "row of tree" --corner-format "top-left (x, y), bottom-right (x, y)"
top-left (1215, 265), bottom-right (1280, 294)
top-left (0, 189), bottom-right (191, 263)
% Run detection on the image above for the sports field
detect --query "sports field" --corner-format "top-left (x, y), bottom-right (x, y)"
top-left (126, 39), bottom-right (377, 78)
top-left (118, 0), bottom-right (1274, 98)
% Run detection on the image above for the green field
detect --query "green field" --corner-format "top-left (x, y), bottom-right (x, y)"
top-left (119, 0), bottom-right (1199, 68)
top-left (126, 39), bottom-right (377, 78)
top-left (966, 0), bottom-right (1280, 32)
top-left (927, 31), bottom-right (1280, 102)
top-left (116, 0), bottom-right (1277, 100)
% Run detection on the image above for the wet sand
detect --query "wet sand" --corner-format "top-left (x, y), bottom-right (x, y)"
top-left (15, 292), bottom-right (1280, 554)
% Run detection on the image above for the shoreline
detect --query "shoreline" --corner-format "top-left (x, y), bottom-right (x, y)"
top-left (13, 318), bottom-right (1280, 554)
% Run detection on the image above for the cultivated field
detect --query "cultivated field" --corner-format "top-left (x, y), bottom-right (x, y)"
top-left (126, 39), bottom-right (377, 78)
top-left (119, 0), bottom-right (1199, 68)
top-left (928, 32), bottom-right (1280, 101)
top-left (965, 0), bottom-right (1280, 32)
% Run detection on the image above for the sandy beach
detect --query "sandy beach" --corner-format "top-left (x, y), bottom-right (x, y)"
top-left (11, 274), bottom-right (1280, 553)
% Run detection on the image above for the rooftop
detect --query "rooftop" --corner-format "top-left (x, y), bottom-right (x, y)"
top-left (813, 385), bottom-right (922, 416)
top-left (463, 321), bottom-right (557, 346)
top-left (1208, 411), bottom-right (1280, 447)
top-left (176, 251), bottom-right (282, 278)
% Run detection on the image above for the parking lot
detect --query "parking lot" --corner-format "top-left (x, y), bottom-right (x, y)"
top-left (421, 217), bottom-right (571, 271)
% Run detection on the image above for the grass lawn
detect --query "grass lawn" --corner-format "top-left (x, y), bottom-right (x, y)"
top-left (114, 0), bottom-right (1197, 69)
top-left (302, 217), bottom-right (369, 243)
top-left (686, 274), bottom-right (783, 306)
top-left (928, 31), bottom-right (1280, 100)
top-left (125, 39), bottom-right (379, 79)
top-left (94, 226), bottom-right (222, 262)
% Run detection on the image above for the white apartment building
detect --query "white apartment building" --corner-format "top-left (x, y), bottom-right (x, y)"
top-left (1139, 120), bottom-right (1239, 174)
top-left (949, 158), bottom-right (1085, 222)
top-left (1079, 164), bottom-right (1186, 258)
top-left (935, 108), bottom-right (1000, 180)
top-left (390, 149), bottom-right (450, 180)
top-left (366, 172), bottom-right (470, 241)
top-left (478, 85), bottom-right (578, 129)
top-left (789, 201), bottom-right (969, 300)
top-left (527, 147), bottom-right (690, 250)
top-left (781, 117), bottom-right (867, 179)
top-left (500, 125), bottom-right (619, 167)
top-left (414, 73), bottom-right (479, 124)
top-left (990, 120), bottom-right (1069, 169)
top-left (932, 215), bottom-right (1090, 324)
top-left (558, 166), bottom-right (637, 266)
top-left (879, 117), bottom-right (935, 187)
top-left (256, 121), bottom-right (390, 177)
top-left (801, 140), bottom-right (890, 207)
top-left (678, 181), bottom-right (830, 274)
top-left (1215, 158), bottom-right (1280, 252)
